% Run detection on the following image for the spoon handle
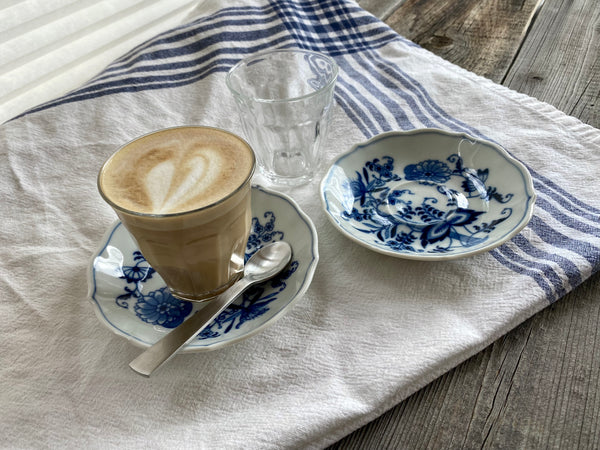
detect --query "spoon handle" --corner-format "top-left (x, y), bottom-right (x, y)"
top-left (129, 278), bottom-right (251, 377)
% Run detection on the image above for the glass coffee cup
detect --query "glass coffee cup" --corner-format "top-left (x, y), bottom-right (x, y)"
top-left (98, 126), bottom-right (256, 302)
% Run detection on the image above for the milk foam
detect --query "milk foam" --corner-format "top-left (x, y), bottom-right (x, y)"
top-left (99, 127), bottom-right (254, 214)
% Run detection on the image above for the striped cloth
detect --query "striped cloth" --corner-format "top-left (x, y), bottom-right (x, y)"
top-left (1, 1), bottom-right (599, 448)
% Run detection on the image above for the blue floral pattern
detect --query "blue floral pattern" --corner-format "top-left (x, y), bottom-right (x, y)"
top-left (115, 251), bottom-right (156, 308)
top-left (134, 287), bottom-right (193, 328)
top-left (115, 212), bottom-right (297, 337)
top-left (197, 211), bottom-right (297, 339)
top-left (197, 260), bottom-right (298, 339)
top-left (341, 155), bottom-right (514, 254)
top-left (246, 212), bottom-right (284, 257)
top-left (404, 159), bottom-right (452, 184)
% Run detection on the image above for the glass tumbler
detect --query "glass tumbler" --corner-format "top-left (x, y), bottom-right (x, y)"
top-left (226, 48), bottom-right (338, 187)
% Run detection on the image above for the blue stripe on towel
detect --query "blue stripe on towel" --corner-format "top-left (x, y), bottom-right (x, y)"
top-left (333, 84), bottom-right (382, 136)
top-left (335, 77), bottom-right (393, 134)
top-left (496, 244), bottom-right (567, 299)
top-left (490, 249), bottom-right (557, 301)
top-left (528, 216), bottom-right (600, 267)
top-left (365, 50), bottom-right (484, 136)
top-left (340, 55), bottom-right (417, 130)
top-left (534, 196), bottom-right (600, 237)
top-left (531, 170), bottom-right (600, 216)
top-left (510, 234), bottom-right (583, 288)
top-left (350, 52), bottom-right (435, 129)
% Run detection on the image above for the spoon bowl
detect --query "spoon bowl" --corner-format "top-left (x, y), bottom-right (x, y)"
top-left (244, 240), bottom-right (294, 282)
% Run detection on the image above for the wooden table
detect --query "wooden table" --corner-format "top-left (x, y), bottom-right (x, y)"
top-left (329, 0), bottom-right (600, 448)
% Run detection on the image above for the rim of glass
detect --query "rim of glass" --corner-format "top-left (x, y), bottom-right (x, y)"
top-left (226, 48), bottom-right (339, 104)
top-left (97, 125), bottom-right (256, 218)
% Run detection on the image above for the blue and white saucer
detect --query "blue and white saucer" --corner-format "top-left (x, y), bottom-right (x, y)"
top-left (320, 129), bottom-right (536, 260)
top-left (87, 185), bottom-right (318, 352)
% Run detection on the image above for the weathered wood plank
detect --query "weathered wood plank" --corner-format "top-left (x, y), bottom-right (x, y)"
top-left (330, 0), bottom-right (600, 447)
top-left (503, 0), bottom-right (599, 127)
top-left (356, 0), bottom-right (406, 21)
top-left (381, 0), bottom-right (544, 83)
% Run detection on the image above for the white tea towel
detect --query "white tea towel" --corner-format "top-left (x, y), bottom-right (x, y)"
top-left (1, 1), bottom-right (599, 449)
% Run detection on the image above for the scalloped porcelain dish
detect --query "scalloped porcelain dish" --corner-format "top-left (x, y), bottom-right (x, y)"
top-left (320, 129), bottom-right (536, 260)
top-left (88, 185), bottom-right (318, 352)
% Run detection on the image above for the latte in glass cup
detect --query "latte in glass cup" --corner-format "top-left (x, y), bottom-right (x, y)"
top-left (98, 126), bottom-right (255, 302)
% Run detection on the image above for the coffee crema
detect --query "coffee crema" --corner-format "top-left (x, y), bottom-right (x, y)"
top-left (99, 127), bottom-right (255, 215)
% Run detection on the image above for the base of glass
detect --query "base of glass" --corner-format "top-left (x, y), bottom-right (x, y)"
top-left (168, 272), bottom-right (243, 303)
top-left (259, 169), bottom-right (314, 188)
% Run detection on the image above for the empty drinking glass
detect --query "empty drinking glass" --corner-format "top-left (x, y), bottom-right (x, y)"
top-left (226, 49), bottom-right (338, 187)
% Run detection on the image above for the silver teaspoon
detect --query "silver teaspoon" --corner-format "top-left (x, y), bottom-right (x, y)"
top-left (129, 241), bottom-right (293, 377)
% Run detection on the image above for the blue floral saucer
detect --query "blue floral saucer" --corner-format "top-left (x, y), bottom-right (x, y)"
top-left (320, 129), bottom-right (536, 260)
top-left (88, 185), bottom-right (318, 352)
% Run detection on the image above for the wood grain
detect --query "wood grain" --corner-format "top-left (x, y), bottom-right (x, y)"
top-left (357, 0), bottom-right (407, 21)
top-left (504, 0), bottom-right (600, 127)
top-left (381, 0), bottom-right (544, 83)
top-left (331, 0), bottom-right (600, 447)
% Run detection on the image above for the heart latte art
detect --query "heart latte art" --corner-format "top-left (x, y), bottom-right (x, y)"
top-left (99, 127), bottom-right (255, 215)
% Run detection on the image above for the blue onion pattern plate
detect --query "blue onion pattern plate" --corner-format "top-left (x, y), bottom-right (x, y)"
top-left (320, 129), bottom-right (536, 260)
top-left (88, 185), bottom-right (318, 352)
